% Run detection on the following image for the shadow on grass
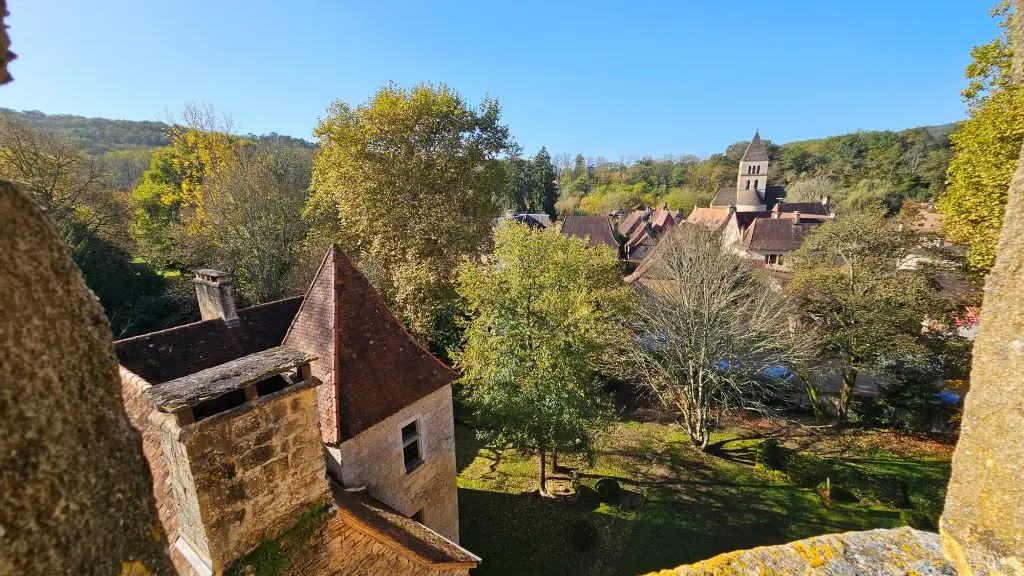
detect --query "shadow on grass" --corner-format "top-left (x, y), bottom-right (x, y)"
top-left (704, 437), bottom-right (761, 466)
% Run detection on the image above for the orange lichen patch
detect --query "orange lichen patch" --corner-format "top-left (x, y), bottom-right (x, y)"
top-left (644, 528), bottom-right (955, 576)
top-left (119, 561), bottom-right (152, 576)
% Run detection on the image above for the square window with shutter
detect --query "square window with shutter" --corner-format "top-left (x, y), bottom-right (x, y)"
top-left (401, 420), bottom-right (423, 473)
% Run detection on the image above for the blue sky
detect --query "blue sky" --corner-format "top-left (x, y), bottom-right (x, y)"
top-left (0, 1), bottom-right (998, 158)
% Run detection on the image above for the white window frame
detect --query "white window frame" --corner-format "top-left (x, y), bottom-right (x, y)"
top-left (399, 416), bottom-right (424, 474)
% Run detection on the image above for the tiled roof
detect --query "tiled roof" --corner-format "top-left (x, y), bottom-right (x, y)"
top-left (283, 245), bottom-right (456, 440)
top-left (741, 131), bottom-right (769, 162)
top-left (775, 201), bottom-right (830, 216)
top-left (560, 215), bottom-right (620, 249)
top-left (625, 221), bottom-right (655, 249)
top-left (711, 186), bottom-right (736, 207)
top-left (734, 211), bottom-right (773, 232)
top-left (114, 297), bottom-right (303, 384)
top-left (686, 207), bottom-right (730, 230)
top-left (333, 488), bottom-right (479, 567)
top-left (743, 218), bottom-right (806, 252)
top-left (617, 210), bottom-right (646, 237)
top-left (650, 209), bottom-right (676, 231)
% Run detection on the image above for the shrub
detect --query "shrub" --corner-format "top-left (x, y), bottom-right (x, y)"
top-left (786, 453), bottom-right (833, 488)
top-left (595, 477), bottom-right (621, 502)
top-left (900, 508), bottom-right (936, 530)
top-left (756, 438), bottom-right (785, 471)
top-left (570, 518), bottom-right (599, 550)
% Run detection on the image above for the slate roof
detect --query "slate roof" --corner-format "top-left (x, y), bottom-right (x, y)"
top-left (743, 218), bottom-right (807, 252)
top-left (115, 296), bottom-right (303, 384)
top-left (775, 201), bottom-right (830, 216)
top-left (734, 211), bottom-right (774, 232)
top-left (741, 131), bottom-right (769, 162)
top-left (764, 185), bottom-right (786, 206)
top-left (560, 215), bottom-right (620, 249)
top-left (711, 186), bottom-right (737, 207)
top-left (712, 185), bottom-right (786, 210)
top-left (333, 487), bottom-right (480, 568)
top-left (283, 245), bottom-right (457, 440)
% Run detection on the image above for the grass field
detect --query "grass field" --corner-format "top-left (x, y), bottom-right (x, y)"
top-left (456, 417), bottom-right (952, 576)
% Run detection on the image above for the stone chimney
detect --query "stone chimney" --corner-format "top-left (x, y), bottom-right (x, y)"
top-left (147, 347), bottom-right (332, 574)
top-left (821, 195), bottom-right (831, 211)
top-left (193, 269), bottom-right (239, 326)
top-left (793, 211), bottom-right (801, 224)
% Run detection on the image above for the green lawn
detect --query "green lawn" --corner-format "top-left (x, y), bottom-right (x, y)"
top-left (456, 419), bottom-right (951, 576)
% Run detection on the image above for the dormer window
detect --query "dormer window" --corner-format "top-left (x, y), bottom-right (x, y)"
top-left (402, 420), bottom-right (423, 473)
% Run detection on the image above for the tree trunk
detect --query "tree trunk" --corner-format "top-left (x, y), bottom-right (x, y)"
top-left (799, 372), bottom-right (826, 423)
top-left (839, 367), bottom-right (858, 421)
top-left (538, 446), bottom-right (548, 496)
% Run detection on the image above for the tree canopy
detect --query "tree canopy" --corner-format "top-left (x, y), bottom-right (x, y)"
top-left (456, 223), bottom-right (631, 493)
top-left (310, 83), bottom-right (511, 340)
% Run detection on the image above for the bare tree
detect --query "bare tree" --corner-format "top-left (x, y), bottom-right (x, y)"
top-left (618, 225), bottom-right (817, 449)
top-left (203, 144), bottom-right (314, 304)
top-left (0, 115), bottom-right (121, 248)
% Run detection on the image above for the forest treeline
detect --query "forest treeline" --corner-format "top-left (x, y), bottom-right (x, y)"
top-left (547, 123), bottom-right (957, 217)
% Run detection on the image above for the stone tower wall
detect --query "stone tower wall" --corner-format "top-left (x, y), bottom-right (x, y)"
top-left (158, 385), bottom-right (333, 571)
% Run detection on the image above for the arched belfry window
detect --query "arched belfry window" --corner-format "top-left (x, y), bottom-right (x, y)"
top-left (756, 165), bottom-right (761, 174)
top-left (745, 180), bottom-right (751, 190)
top-left (754, 179), bottom-right (759, 189)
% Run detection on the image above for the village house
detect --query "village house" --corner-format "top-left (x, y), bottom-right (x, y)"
top-left (618, 205), bottom-right (678, 262)
top-left (559, 213), bottom-right (621, 253)
top-left (115, 246), bottom-right (478, 575)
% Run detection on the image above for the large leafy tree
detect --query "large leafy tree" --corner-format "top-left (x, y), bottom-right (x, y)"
top-left (310, 83), bottom-right (510, 340)
top-left (618, 226), bottom-right (816, 449)
top-left (939, 1), bottom-right (1024, 274)
top-left (788, 205), bottom-right (955, 420)
top-left (130, 105), bottom-right (243, 269)
top-left (939, 87), bottom-right (1024, 273)
top-left (456, 223), bottom-right (630, 494)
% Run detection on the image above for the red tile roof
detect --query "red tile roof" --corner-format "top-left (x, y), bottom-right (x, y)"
top-left (114, 297), bottom-right (303, 384)
top-left (283, 245), bottom-right (457, 441)
top-left (650, 209), bottom-right (676, 231)
top-left (617, 210), bottom-right (646, 237)
top-left (686, 207), bottom-right (730, 230)
top-left (333, 487), bottom-right (479, 567)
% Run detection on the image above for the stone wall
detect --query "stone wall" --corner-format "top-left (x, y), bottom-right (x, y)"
top-left (329, 385), bottom-right (460, 542)
top-left (0, 180), bottom-right (175, 575)
top-left (285, 514), bottom-right (471, 576)
top-left (940, 2), bottom-right (1024, 572)
top-left (121, 369), bottom-right (180, 544)
top-left (158, 385), bottom-right (333, 572)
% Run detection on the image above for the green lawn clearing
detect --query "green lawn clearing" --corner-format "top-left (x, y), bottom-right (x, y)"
top-left (456, 418), bottom-right (952, 576)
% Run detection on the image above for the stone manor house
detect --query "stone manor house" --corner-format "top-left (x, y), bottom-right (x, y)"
top-left (115, 245), bottom-right (479, 575)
